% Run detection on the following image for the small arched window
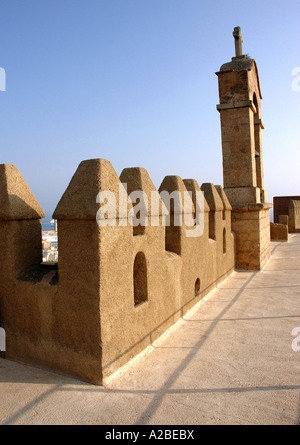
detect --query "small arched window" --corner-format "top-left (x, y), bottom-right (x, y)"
top-left (208, 211), bottom-right (216, 241)
top-left (195, 278), bottom-right (201, 297)
top-left (223, 228), bottom-right (227, 254)
top-left (133, 252), bottom-right (148, 306)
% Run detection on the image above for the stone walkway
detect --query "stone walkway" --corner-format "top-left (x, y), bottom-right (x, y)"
top-left (0, 235), bottom-right (299, 425)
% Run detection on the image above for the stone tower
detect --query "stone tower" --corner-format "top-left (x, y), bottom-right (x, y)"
top-left (216, 27), bottom-right (271, 270)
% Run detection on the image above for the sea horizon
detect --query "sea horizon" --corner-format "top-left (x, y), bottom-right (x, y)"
top-left (42, 214), bottom-right (56, 232)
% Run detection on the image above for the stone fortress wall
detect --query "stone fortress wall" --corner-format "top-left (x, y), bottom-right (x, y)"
top-left (0, 161), bottom-right (235, 384)
top-left (1, 26), bottom-right (293, 385)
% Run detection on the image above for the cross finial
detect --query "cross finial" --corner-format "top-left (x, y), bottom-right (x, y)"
top-left (233, 26), bottom-right (243, 57)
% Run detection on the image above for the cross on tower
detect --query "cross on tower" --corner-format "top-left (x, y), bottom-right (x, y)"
top-left (233, 26), bottom-right (243, 57)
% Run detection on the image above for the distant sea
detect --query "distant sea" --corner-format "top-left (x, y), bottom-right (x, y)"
top-left (42, 215), bottom-right (56, 232)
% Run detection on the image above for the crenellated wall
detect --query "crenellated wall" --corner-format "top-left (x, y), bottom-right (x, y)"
top-left (0, 27), bottom-right (277, 384)
top-left (0, 159), bottom-right (235, 384)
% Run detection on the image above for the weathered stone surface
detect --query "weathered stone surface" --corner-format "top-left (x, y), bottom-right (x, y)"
top-left (278, 214), bottom-right (288, 225)
top-left (0, 159), bottom-right (235, 384)
top-left (0, 164), bottom-right (44, 220)
top-left (53, 158), bottom-right (123, 220)
top-left (270, 222), bottom-right (288, 241)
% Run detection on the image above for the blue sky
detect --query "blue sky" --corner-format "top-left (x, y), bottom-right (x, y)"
top-left (1, 0), bottom-right (299, 216)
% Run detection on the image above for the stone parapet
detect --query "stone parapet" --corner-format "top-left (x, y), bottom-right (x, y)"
top-left (270, 222), bottom-right (289, 242)
top-left (231, 203), bottom-right (271, 270)
top-left (0, 160), bottom-right (235, 384)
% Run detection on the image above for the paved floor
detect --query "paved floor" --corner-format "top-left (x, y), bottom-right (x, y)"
top-left (0, 235), bottom-right (299, 425)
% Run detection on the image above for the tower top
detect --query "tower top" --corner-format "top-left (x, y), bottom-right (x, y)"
top-left (233, 26), bottom-right (243, 57)
top-left (217, 26), bottom-right (252, 72)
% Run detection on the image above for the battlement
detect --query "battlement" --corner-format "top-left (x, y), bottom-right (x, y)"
top-left (0, 160), bottom-right (235, 384)
top-left (0, 26), bottom-right (275, 385)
